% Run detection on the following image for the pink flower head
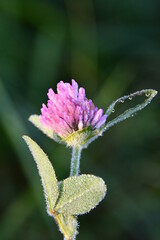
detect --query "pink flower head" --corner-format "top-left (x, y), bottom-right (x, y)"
top-left (40, 80), bottom-right (107, 138)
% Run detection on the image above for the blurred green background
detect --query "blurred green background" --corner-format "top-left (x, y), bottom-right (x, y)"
top-left (0, 0), bottom-right (160, 240)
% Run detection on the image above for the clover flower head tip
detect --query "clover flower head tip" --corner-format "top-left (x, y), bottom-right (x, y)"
top-left (40, 80), bottom-right (107, 147)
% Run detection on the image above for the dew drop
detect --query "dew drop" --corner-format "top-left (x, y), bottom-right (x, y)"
top-left (120, 99), bottom-right (124, 103)
top-left (129, 96), bottom-right (132, 100)
top-left (145, 93), bottom-right (150, 97)
top-left (112, 109), bottom-right (115, 113)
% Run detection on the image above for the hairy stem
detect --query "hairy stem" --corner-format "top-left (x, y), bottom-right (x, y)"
top-left (54, 213), bottom-right (77, 240)
top-left (64, 238), bottom-right (74, 240)
top-left (70, 147), bottom-right (82, 176)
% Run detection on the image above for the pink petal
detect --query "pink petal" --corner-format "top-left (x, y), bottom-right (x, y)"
top-left (91, 109), bottom-right (103, 126)
top-left (72, 79), bottom-right (78, 99)
top-left (78, 87), bottom-right (85, 101)
top-left (95, 114), bottom-right (107, 129)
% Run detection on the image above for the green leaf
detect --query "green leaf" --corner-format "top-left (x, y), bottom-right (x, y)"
top-left (23, 136), bottom-right (59, 212)
top-left (55, 174), bottom-right (107, 215)
top-left (29, 115), bottom-right (60, 142)
top-left (82, 89), bottom-right (158, 148)
top-left (102, 89), bottom-right (158, 134)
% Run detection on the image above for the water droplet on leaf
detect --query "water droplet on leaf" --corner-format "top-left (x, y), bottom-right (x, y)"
top-left (145, 93), bottom-right (150, 97)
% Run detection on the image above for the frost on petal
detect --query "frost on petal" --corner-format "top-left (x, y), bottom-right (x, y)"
top-left (40, 80), bottom-right (107, 138)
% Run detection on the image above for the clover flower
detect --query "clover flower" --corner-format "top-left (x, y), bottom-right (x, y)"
top-left (40, 80), bottom-right (107, 139)
top-left (24, 80), bottom-right (157, 240)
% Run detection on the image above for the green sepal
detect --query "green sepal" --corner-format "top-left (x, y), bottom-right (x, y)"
top-left (55, 174), bottom-right (107, 215)
top-left (62, 126), bottom-right (97, 148)
top-left (23, 136), bottom-right (59, 211)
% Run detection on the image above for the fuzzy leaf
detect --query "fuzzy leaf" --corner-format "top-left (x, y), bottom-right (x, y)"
top-left (99, 89), bottom-right (158, 135)
top-left (23, 136), bottom-right (59, 211)
top-left (84, 89), bottom-right (158, 148)
top-left (55, 174), bottom-right (107, 215)
top-left (29, 115), bottom-right (60, 142)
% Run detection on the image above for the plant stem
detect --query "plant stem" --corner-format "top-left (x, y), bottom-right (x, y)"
top-left (64, 238), bottom-right (73, 240)
top-left (70, 147), bottom-right (82, 176)
top-left (67, 147), bottom-right (81, 240)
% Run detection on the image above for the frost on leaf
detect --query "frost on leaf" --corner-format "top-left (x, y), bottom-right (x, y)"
top-left (55, 174), bottom-right (107, 215)
top-left (101, 89), bottom-right (158, 134)
top-left (23, 136), bottom-right (59, 212)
